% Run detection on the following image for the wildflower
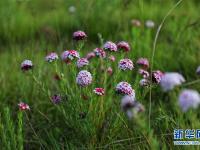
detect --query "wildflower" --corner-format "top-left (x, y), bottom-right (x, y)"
top-left (118, 59), bottom-right (134, 71)
top-left (68, 6), bottom-right (76, 13)
top-left (107, 67), bottom-right (113, 75)
top-left (152, 70), bottom-right (164, 84)
top-left (45, 52), bottom-right (58, 62)
top-left (121, 95), bottom-right (135, 112)
top-left (21, 60), bottom-right (33, 71)
top-left (160, 72), bottom-right (185, 91)
top-left (76, 70), bottom-right (92, 87)
top-left (131, 19), bottom-right (141, 27)
top-left (93, 48), bottom-right (106, 58)
top-left (138, 69), bottom-right (149, 78)
top-left (116, 81), bottom-right (134, 95)
top-left (93, 88), bottom-right (105, 96)
top-left (145, 20), bottom-right (155, 28)
top-left (18, 102), bottom-right (30, 110)
top-left (108, 55), bottom-right (115, 62)
top-left (117, 41), bottom-right (131, 52)
top-left (61, 50), bottom-right (80, 63)
top-left (196, 66), bottom-right (200, 75)
top-left (76, 58), bottom-right (89, 68)
top-left (86, 52), bottom-right (95, 60)
top-left (73, 31), bottom-right (87, 41)
top-left (51, 94), bottom-right (62, 104)
top-left (179, 89), bottom-right (200, 112)
top-left (139, 79), bottom-right (150, 87)
top-left (136, 58), bottom-right (149, 69)
top-left (103, 41), bottom-right (117, 52)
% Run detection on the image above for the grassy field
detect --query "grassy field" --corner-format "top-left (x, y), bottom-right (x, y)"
top-left (0, 0), bottom-right (200, 149)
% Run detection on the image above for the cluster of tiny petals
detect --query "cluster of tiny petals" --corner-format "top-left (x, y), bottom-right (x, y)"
top-left (21, 60), bottom-right (33, 71)
top-left (107, 67), bottom-right (113, 75)
top-left (137, 58), bottom-right (149, 69)
top-left (93, 48), bottom-right (106, 58)
top-left (131, 19), bottom-right (141, 27)
top-left (73, 30), bottom-right (87, 40)
top-left (152, 70), bottom-right (164, 84)
top-left (121, 95), bottom-right (135, 111)
top-left (93, 88), bottom-right (105, 96)
top-left (116, 81), bottom-right (133, 95)
top-left (160, 72), bottom-right (185, 91)
top-left (145, 20), bottom-right (155, 28)
top-left (76, 70), bottom-right (92, 87)
top-left (51, 94), bottom-right (62, 104)
top-left (86, 52), bottom-right (95, 60)
top-left (109, 55), bottom-right (115, 62)
top-left (103, 41), bottom-right (117, 52)
top-left (118, 59), bottom-right (134, 70)
top-left (18, 102), bottom-right (30, 110)
top-left (179, 89), bottom-right (200, 112)
top-left (76, 58), bottom-right (89, 68)
top-left (117, 41), bottom-right (131, 52)
top-left (61, 50), bottom-right (80, 61)
top-left (45, 52), bottom-right (59, 62)
top-left (139, 79), bottom-right (150, 87)
top-left (138, 69), bottom-right (149, 78)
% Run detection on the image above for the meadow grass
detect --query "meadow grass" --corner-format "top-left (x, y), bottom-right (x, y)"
top-left (0, 0), bottom-right (200, 149)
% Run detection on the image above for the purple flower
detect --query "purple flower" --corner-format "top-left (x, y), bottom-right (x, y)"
top-left (18, 102), bottom-right (30, 110)
top-left (160, 72), bottom-right (185, 91)
top-left (45, 52), bottom-right (58, 62)
top-left (139, 79), bottom-right (150, 87)
top-left (118, 59), bottom-right (134, 71)
top-left (108, 55), bottom-right (115, 62)
top-left (196, 66), bottom-right (200, 75)
top-left (51, 94), bottom-right (62, 104)
top-left (107, 67), bottom-right (113, 75)
top-left (73, 31), bottom-right (87, 41)
top-left (116, 81), bottom-right (134, 95)
top-left (103, 41), bottom-right (117, 52)
top-left (152, 70), bottom-right (164, 84)
top-left (136, 58), bottom-right (149, 69)
top-left (138, 69), bottom-right (149, 78)
top-left (179, 89), bottom-right (200, 112)
top-left (61, 50), bottom-right (80, 63)
top-left (76, 70), bottom-right (92, 87)
top-left (117, 41), bottom-right (131, 52)
top-left (86, 52), bottom-right (95, 60)
top-left (93, 88), bottom-right (105, 96)
top-left (76, 58), bottom-right (89, 68)
top-left (93, 48), bottom-right (106, 58)
top-left (21, 60), bottom-right (33, 71)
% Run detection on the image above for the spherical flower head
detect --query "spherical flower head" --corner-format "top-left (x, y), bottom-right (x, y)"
top-left (51, 94), bottom-right (62, 104)
top-left (61, 50), bottom-right (80, 63)
top-left (116, 81), bottom-right (134, 95)
top-left (93, 48), bottom-right (106, 58)
top-left (109, 55), bottom-right (115, 62)
top-left (18, 102), bottom-right (30, 110)
top-left (93, 88), bottom-right (105, 96)
top-left (139, 79), bottom-right (150, 87)
top-left (107, 67), bottom-right (113, 75)
top-left (103, 41), bottom-right (117, 52)
top-left (45, 52), bottom-right (59, 62)
top-left (152, 70), bottom-right (164, 84)
top-left (73, 30), bottom-right (87, 41)
top-left (117, 41), bottom-right (131, 52)
top-left (160, 72), bottom-right (185, 92)
top-left (179, 89), bottom-right (200, 112)
top-left (131, 19), bottom-right (141, 27)
top-left (137, 58), bottom-right (149, 69)
top-left (76, 70), bottom-right (92, 87)
top-left (86, 52), bottom-right (95, 60)
top-left (118, 59), bottom-right (134, 71)
top-left (121, 95), bottom-right (135, 112)
top-left (138, 69), bottom-right (149, 78)
top-left (145, 20), bottom-right (155, 28)
top-left (196, 66), bottom-right (200, 75)
top-left (68, 6), bottom-right (76, 13)
top-left (76, 58), bottom-right (89, 68)
top-left (21, 60), bottom-right (33, 71)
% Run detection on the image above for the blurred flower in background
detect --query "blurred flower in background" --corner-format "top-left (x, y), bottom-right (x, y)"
top-left (68, 6), bottom-right (76, 13)
top-left (137, 58), bottom-right (149, 69)
top-left (45, 52), bottom-right (58, 62)
top-left (118, 59), bottom-right (134, 71)
top-left (93, 48), bottom-right (106, 58)
top-left (196, 65), bottom-right (200, 75)
top-left (145, 20), bottom-right (155, 28)
top-left (21, 60), bottom-right (33, 71)
top-left (51, 94), bottom-right (62, 104)
top-left (93, 88), bottom-right (105, 96)
top-left (18, 102), bottom-right (30, 111)
top-left (103, 41), bottom-right (117, 52)
top-left (131, 19), bottom-right (141, 27)
top-left (76, 58), bottom-right (89, 68)
top-left (117, 41), bottom-right (131, 52)
top-left (73, 31), bottom-right (87, 41)
top-left (152, 70), bottom-right (164, 84)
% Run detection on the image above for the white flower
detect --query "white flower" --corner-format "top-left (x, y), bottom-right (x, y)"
top-left (68, 6), bottom-right (76, 13)
top-left (145, 20), bottom-right (155, 28)
top-left (179, 89), bottom-right (200, 112)
top-left (160, 72), bottom-right (185, 91)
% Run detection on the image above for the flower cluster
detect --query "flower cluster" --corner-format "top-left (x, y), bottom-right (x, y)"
top-left (21, 60), bottom-right (33, 71)
top-left (116, 82), bottom-right (134, 95)
top-left (76, 70), bottom-right (92, 87)
top-left (51, 94), bottom-right (62, 104)
top-left (45, 52), bottom-right (59, 62)
top-left (93, 88), bottom-right (105, 96)
top-left (152, 70), bottom-right (164, 84)
top-left (103, 41), bottom-right (117, 52)
top-left (18, 102), bottom-right (30, 110)
top-left (76, 58), bottom-right (89, 68)
top-left (93, 48), bottom-right (106, 58)
top-left (61, 50), bottom-right (80, 62)
top-left (73, 31), bottom-right (87, 41)
top-left (118, 59), bottom-right (134, 71)
top-left (137, 58), bottom-right (149, 69)
top-left (117, 41), bottom-right (130, 52)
